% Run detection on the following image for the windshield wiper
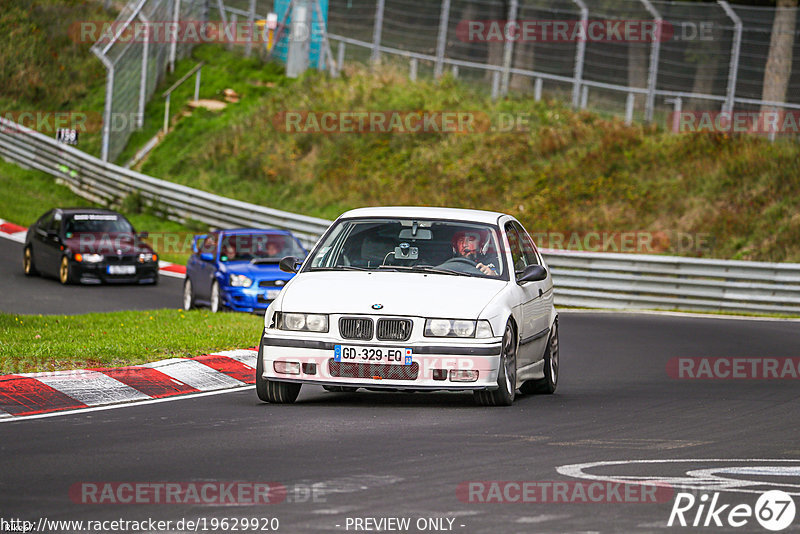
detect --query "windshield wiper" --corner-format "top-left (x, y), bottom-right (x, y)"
top-left (375, 264), bottom-right (471, 277)
top-left (311, 266), bottom-right (372, 272)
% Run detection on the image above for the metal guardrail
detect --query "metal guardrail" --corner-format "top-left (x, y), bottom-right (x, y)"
top-left (0, 117), bottom-right (330, 249)
top-left (2, 116), bottom-right (800, 314)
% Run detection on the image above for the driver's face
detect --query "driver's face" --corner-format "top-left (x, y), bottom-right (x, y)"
top-left (455, 233), bottom-right (480, 259)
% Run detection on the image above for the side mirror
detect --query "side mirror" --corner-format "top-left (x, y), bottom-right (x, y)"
top-left (279, 256), bottom-right (301, 273)
top-left (200, 252), bottom-right (214, 262)
top-left (137, 231), bottom-right (149, 239)
top-left (46, 230), bottom-right (60, 242)
top-left (518, 264), bottom-right (547, 283)
top-left (192, 235), bottom-right (208, 254)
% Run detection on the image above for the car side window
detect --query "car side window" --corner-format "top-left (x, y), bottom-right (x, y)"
top-left (504, 223), bottom-right (527, 273)
top-left (513, 221), bottom-right (540, 267)
top-left (200, 234), bottom-right (218, 256)
top-left (47, 213), bottom-right (61, 234)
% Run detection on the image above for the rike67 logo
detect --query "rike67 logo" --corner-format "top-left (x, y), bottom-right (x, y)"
top-left (669, 490), bottom-right (796, 531)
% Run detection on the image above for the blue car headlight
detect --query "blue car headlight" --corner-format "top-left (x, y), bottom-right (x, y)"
top-left (229, 274), bottom-right (253, 287)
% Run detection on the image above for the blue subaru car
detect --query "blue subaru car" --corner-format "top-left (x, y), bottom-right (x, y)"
top-left (183, 229), bottom-right (307, 313)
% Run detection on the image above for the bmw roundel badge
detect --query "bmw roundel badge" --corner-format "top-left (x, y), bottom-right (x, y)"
top-left (372, 304), bottom-right (383, 310)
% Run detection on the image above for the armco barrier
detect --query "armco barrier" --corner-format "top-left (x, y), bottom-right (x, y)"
top-left (0, 117), bottom-right (330, 249)
top-left (2, 116), bottom-right (799, 314)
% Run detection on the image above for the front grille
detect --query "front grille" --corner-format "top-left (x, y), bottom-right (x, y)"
top-left (258, 280), bottom-right (285, 287)
top-left (376, 319), bottom-right (412, 341)
top-left (328, 360), bottom-right (419, 381)
top-left (339, 317), bottom-right (373, 340)
top-left (105, 255), bottom-right (137, 265)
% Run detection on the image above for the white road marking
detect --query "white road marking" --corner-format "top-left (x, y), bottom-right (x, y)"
top-left (213, 349), bottom-right (258, 368)
top-left (29, 370), bottom-right (150, 406)
top-left (0, 386), bottom-right (255, 423)
top-left (557, 459), bottom-right (800, 496)
top-left (515, 515), bottom-right (571, 524)
top-left (142, 358), bottom-right (245, 390)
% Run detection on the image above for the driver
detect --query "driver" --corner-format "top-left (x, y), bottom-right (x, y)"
top-left (451, 230), bottom-right (498, 276)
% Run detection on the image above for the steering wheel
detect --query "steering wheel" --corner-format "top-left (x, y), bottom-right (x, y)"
top-left (438, 256), bottom-right (482, 273)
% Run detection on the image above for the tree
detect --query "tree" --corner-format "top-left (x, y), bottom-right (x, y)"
top-left (761, 0), bottom-right (798, 110)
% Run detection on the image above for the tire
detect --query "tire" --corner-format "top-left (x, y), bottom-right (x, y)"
top-left (256, 343), bottom-right (301, 404)
top-left (520, 321), bottom-right (559, 395)
top-left (474, 320), bottom-right (517, 406)
top-left (23, 246), bottom-right (38, 276)
top-left (210, 280), bottom-right (223, 313)
top-left (59, 256), bottom-right (73, 285)
top-left (323, 386), bottom-right (358, 393)
top-left (183, 279), bottom-right (195, 311)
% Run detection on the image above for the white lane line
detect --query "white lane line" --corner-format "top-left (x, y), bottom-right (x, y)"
top-left (214, 349), bottom-right (258, 368)
top-left (28, 370), bottom-right (151, 406)
top-left (0, 386), bottom-right (255, 423)
top-left (142, 358), bottom-right (245, 390)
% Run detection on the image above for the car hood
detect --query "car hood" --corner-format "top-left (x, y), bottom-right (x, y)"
top-left (279, 271), bottom-right (506, 318)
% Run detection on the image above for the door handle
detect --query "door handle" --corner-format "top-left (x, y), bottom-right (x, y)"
top-left (538, 288), bottom-right (543, 297)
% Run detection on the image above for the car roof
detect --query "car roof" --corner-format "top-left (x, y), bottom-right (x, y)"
top-left (337, 206), bottom-right (508, 225)
top-left (56, 208), bottom-right (122, 216)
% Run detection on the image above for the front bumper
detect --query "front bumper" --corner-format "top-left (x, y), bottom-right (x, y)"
top-left (222, 286), bottom-right (283, 313)
top-left (72, 261), bottom-right (158, 284)
top-left (260, 333), bottom-right (503, 390)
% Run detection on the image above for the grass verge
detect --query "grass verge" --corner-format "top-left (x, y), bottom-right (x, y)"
top-left (0, 309), bottom-right (263, 374)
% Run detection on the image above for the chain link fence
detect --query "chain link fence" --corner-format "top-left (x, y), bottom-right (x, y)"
top-left (327, 0), bottom-right (800, 132)
top-left (92, 0), bottom-right (799, 161)
top-left (92, 0), bottom-right (208, 162)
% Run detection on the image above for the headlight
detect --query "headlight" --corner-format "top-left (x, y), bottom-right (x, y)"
top-left (279, 312), bottom-right (329, 333)
top-left (138, 252), bottom-right (157, 263)
top-left (424, 319), bottom-right (493, 338)
top-left (229, 274), bottom-right (253, 287)
top-left (79, 253), bottom-right (104, 263)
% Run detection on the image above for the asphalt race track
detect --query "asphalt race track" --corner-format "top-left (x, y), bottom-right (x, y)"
top-left (0, 237), bottom-right (183, 314)
top-left (2, 312), bottom-right (799, 533)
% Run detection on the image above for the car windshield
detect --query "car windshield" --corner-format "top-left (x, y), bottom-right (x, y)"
top-left (306, 218), bottom-right (507, 279)
top-left (64, 213), bottom-right (133, 234)
top-left (219, 233), bottom-right (305, 262)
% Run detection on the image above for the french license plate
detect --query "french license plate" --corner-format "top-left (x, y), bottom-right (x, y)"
top-left (334, 345), bottom-right (412, 366)
top-left (266, 289), bottom-right (281, 300)
top-left (107, 265), bottom-right (136, 275)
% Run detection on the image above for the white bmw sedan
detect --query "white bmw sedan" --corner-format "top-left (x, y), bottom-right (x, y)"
top-left (256, 207), bottom-right (558, 406)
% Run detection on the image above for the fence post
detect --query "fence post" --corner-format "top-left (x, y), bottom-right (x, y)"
top-left (491, 71), bottom-right (500, 100)
top-left (718, 0), bottom-right (742, 113)
top-left (371, 0), bottom-right (385, 64)
top-left (666, 96), bottom-right (682, 133)
top-left (434, 0), bottom-right (452, 78)
top-left (410, 58), bottom-right (418, 81)
top-left (625, 92), bottom-right (635, 124)
top-left (246, 0), bottom-right (257, 57)
top-left (571, 0), bottom-right (588, 109)
top-left (137, 10), bottom-right (150, 130)
top-left (169, 0), bottom-right (181, 73)
top-left (639, 0), bottom-right (662, 122)
top-left (534, 77), bottom-right (542, 101)
top-left (194, 67), bottom-right (202, 102)
top-left (500, 0), bottom-right (518, 95)
top-left (92, 50), bottom-right (114, 162)
top-left (337, 41), bottom-right (346, 72)
top-left (580, 85), bottom-right (589, 109)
